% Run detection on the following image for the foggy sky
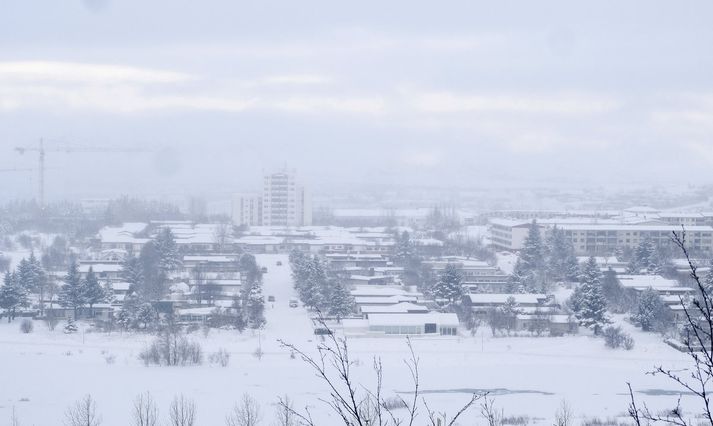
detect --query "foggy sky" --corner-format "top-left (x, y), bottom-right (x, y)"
top-left (1, 1), bottom-right (712, 202)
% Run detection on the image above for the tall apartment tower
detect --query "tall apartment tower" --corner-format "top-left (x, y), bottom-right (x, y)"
top-left (262, 169), bottom-right (312, 226)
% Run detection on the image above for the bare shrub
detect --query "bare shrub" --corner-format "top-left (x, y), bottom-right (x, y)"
top-left (603, 326), bottom-right (634, 350)
top-left (19, 319), bottom-right (33, 334)
top-left (64, 394), bottom-right (101, 426)
top-left (139, 330), bottom-right (203, 366)
top-left (581, 417), bottom-right (625, 426)
top-left (10, 406), bottom-right (20, 426)
top-left (553, 400), bottom-right (573, 426)
top-left (502, 415), bottom-right (529, 425)
top-left (481, 396), bottom-right (503, 426)
top-left (209, 348), bottom-right (230, 367)
top-left (273, 395), bottom-right (297, 426)
top-left (381, 396), bottom-right (407, 410)
top-left (132, 392), bottom-right (159, 426)
top-left (226, 393), bottom-right (262, 426)
top-left (622, 335), bottom-right (635, 351)
top-left (253, 347), bottom-right (264, 361)
top-left (45, 316), bottom-right (59, 331)
top-left (168, 395), bottom-right (196, 426)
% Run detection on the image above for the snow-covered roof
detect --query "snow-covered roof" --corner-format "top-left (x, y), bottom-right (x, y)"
top-left (350, 286), bottom-right (421, 297)
top-left (235, 236), bottom-right (285, 245)
top-left (489, 218), bottom-right (530, 227)
top-left (616, 275), bottom-right (679, 289)
top-left (97, 222), bottom-right (149, 244)
top-left (360, 302), bottom-right (429, 314)
top-left (111, 282), bottom-right (132, 291)
top-left (657, 212), bottom-right (705, 218)
top-left (183, 255), bottom-right (236, 263)
top-left (464, 293), bottom-right (548, 305)
top-left (367, 313), bottom-right (459, 327)
top-left (354, 295), bottom-right (420, 305)
top-left (78, 263), bottom-right (123, 273)
top-left (557, 224), bottom-right (713, 232)
top-left (177, 307), bottom-right (220, 316)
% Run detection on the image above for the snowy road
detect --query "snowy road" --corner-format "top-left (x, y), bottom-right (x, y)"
top-left (255, 253), bottom-right (314, 341)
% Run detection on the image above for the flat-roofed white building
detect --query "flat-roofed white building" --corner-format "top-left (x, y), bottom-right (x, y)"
top-left (367, 312), bottom-right (459, 336)
top-left (489, 218), bottom-right (532, 251)
top-left (559, 224), bottom-right (713, 255)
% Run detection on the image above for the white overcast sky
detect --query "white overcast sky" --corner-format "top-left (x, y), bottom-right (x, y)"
top-left (1, 1), bottom-right (712, 200)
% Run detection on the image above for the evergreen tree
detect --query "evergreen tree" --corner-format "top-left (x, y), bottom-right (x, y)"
top-left (545, 226), bottom-right (580, 283)
top-left (327, 281), bottom-right (354, 321)
top-left (571, 257), bottom-right (609, 334)
top-left (16, 257), bottom-right (32, 291)
top-left (154, 227), bottom-right (182, 272)
top-left (239, 253), bottom-right (262, 287)
top-left (103, 281), bottom-right (116, 305)
top-left (511, 220), bottom-right (547, 291)
top-left (499, 296), bottom-right (521, 334)
top-left (231, 294), bottom-right (247, 333)
top-left (395, 231), bottom-right (422, 287)
top-left (0, 271), bottom-right (28, 322)
top-left (115, 305), bottom-right (132, 330)
top-left (631, 288), bottom-right (671, 332)
top-left (27, 252), bottom-right (47, 313)
top-left (246, 281), bottom-right (266, 329)
top-left (627, 238), bottom-right (661, 275)
top-left (289, 249), bottom-right (309, 292)
top-left (300, 256), bottom-right (329, 310)
top-left (135, 302), bottom-right (155, 329)
top-left (58, 260), bottom-right (86, 319)
top-left (520, 220), bottom-right (545, 273)
top-left (63, 317), bottom-right (78, 334)
top-left (431, 263), bottom-right (464, 305)
top-left (704, 258), bottom-right (713, 296)
top-left (395, 230), bottom-right (415, 265)
top-left (120, 257), bottom-right (144, 295)
top-left (601, 267), bottom-right (626, 312)
top-left (138, 242), bottom-right (166, 301)
top-left (82, 266), bottom-right (106, 312)
top-left (509, 259), bottom-right (534, 293)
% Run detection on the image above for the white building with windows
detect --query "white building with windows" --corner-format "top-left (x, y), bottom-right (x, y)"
top-left (231, 193), bottom-right (263, 227)
top-left (366, 313), bottom-right (459, 336)
top-left (261, 169), bottom-right (312, 227)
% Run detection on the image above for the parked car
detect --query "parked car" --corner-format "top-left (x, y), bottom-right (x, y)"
top-left (276, 261), bottom-right (282, 266)
top-left (267, 295), bottom-right (275, 302)
top-left (261, 267), bottom-right (268, 273)
top-left (314, 327), bottom-right (332, 336)
top-left (289, 299), bottom-right (299, 308)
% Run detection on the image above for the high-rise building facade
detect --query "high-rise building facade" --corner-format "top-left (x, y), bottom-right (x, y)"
top-left (262, 169), bottom-right (312, 226)
top-left (231, 193), bottom-right (263, 226)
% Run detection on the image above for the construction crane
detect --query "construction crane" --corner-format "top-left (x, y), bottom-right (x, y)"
top-left (0, 168), bottom-right (33, 172)
top-left (14, 138), bottom-right (151, 207)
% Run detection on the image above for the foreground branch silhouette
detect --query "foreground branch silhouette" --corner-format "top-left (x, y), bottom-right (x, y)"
top-left (628, 229), bottom-right (713, 426)
top-left (278, 315), bottom-right (483, 426)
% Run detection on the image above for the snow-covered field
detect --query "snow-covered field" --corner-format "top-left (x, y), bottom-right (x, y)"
top-left (0, 254), bottom-right (694, 425)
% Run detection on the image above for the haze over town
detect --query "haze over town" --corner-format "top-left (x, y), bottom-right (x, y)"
top-left (2, 2), bottom-right (713, 426)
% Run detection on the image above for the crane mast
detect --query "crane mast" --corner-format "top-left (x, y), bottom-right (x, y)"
top-left (14, 138), bottom-right (150, 207)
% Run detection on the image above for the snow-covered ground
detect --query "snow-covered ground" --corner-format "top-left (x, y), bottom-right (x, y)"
top-left (496, 251), bottom-right (518, 274)
top-left (0, 254), bottom-right (695, 425)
